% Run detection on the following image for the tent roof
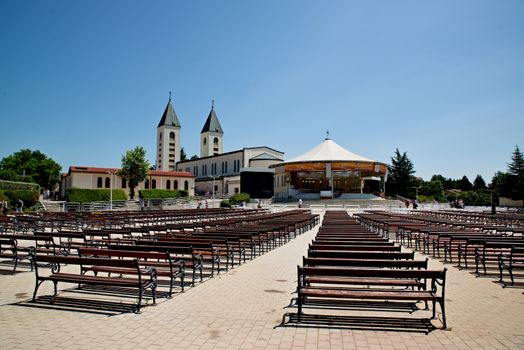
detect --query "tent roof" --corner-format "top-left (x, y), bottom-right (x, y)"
top-left (285, 138), bottom-right (373, 163)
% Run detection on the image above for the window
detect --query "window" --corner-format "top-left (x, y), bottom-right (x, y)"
top-left (159, 132), bottom-right (162, 140)
top-left (174, 180), bottom-right (178, 189)
top-left (213, 137), bottom-right (219, 145)
top-left (203, 137), bottom-right (207, 145)
top-left (152, 179), bottom-right (157, 189)
top-left (145, 179), bottom-right (149, 189)
top-left (105, 177), bottom-right (110, 188)
top-left (97, 177), bottom-right (103, 188)
top-left (166, 180), bottom-right (171, 190)
top-left (121, 178), bottom-right (127, 189)
top-left (225, 162), bottom-right (228, 173)
top-left (170, 132), bottom-right (175, 140)
top-left (184, 180), bottom-right (189, 191)
top-left (221, 162), bottom-right (224, 173)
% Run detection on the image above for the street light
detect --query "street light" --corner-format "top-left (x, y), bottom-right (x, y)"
top-left (107, 171), bottom-right (114, 211)
top-left (210, 175), bottom-right (217, 200)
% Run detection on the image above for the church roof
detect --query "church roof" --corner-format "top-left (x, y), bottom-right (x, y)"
top-left (201, 104), bottom-right (223, 134)
top-left (285, 138), bottom-right (373, 163)
top-left (157, 98), bottom-right (181, 128)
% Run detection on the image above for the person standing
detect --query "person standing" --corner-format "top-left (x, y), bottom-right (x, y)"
top-left (298, 198), bottom-right (303, 208)
top-left (15, 199), bottom-right (24, 213)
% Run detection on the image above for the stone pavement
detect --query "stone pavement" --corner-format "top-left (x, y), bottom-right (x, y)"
top-left (1, 214), bottom-right (524, 349)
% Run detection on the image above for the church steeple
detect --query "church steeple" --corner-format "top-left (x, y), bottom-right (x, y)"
top-left (200, 99), bottom-right (224, 157)
top-left (200, 99), bottom-right (223, 133)
top-left (157, 92), bottom-right (181, 128)
top-left (156, 92), bottom-right (181, 171)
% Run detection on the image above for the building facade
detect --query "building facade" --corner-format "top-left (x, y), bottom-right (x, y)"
top-left (177, 147), bottom-right (284, 197)
top-left (60, 166), bottom-right (195, 199)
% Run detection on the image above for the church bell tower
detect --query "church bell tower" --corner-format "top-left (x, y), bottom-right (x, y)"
top-left (200, 100), bottom-right (224, 158)
top-left (156, 93), bottom-right (181, 171)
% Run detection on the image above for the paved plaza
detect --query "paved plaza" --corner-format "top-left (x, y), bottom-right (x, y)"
top-left (1, 214), bottom-right (524, 349)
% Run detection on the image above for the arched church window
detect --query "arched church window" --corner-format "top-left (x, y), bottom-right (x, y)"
top-left (145, 179), bottom-right (149, 189)
top-left (97, 177), bottom-right (103, 188)
top-left (213, 137), bottom-right (219, 145)
top-left (152, 179), bottom-right (157, 189)
top-left (184, 180), bottom-right (189, 191)
top-left (166, 180), bottom-right (171, 190)
top-left (159, 132), bottom-right (162, 140)
top-left (174, 180), bottom-right (179, 189)
top-left (170, 132), bottom-right (175, 140)
top-left (105, 177), bottom-right (110, 188)
top-left (203, 137), bottom-right (207, 145)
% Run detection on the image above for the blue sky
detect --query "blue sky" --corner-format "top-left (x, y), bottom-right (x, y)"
top-left (1, 1), bottom-right (523, 182)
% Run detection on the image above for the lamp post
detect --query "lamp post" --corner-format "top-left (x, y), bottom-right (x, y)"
top-left (107, 171), bottom-right (114, 211)
top-left (210, 175), bottom-right (216, 200)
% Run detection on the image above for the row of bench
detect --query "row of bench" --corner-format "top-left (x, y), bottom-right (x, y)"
top-left (356, 211), bottom-right (524, 287)
top-left (7, 209), bottom-right (319, 312)
top-left (288, 210), bottom-right (448, 329)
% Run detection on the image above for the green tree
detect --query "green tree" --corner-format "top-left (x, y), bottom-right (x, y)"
top-left (457, 175), bottom-right (473, 191)
top-left (0, 149), bottom-right (62, 190)
top-left (473, 174), bottom-right (486, 190)
top-left (505, 145), bottom-right (524, 199)
top-left (190, 154), bottom-right (199, 160)
top-left (118, 146), bottom-right (150, 199)
top-left (180, 147), bottom-right (188, 161)
top-left (419, 180), bottom-right (444, 198)
top-left (386, 148), bottom-right (416, 198)
top-left (508, 145), bottom-right (524, 177)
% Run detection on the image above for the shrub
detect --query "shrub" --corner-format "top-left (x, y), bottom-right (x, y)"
top-left (0, 189), bottom-right (39, 208)
top-left (228, 192), bottom-right (250, 205)
top-left (66, 189), bottom-right (127, 203)
top-left (457, 190), bottom-right (491, 206)
top-left (220, 200), bottom-right (232, 208)
top-left (139, 189), bottom-right (188, 199)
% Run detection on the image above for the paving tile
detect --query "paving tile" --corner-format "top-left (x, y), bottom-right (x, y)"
top-left (1, 211), bottom-right (524, 349)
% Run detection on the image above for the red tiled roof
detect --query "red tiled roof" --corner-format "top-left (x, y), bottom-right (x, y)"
top-left (67, 166), bottom-right (194, 178)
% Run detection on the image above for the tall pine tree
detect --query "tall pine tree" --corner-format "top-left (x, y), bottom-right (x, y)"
top-left (386, 148), bottom-right (416, 198)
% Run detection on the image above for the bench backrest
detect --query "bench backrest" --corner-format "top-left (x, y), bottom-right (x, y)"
top-left (299, 266), bottom-right (446, 279)
top-left (78, 247), bottom-right (170, 261)
top-left (303, 256), bottom-right (428, 269)
top-left (32, 254), bottom-right (139, 268)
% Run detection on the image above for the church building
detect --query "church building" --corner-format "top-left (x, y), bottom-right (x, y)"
top-left (171, 98), bottom-right (284, 198)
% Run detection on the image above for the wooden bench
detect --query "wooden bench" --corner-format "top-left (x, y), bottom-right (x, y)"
top-left (308, 249), bottom-right (415, 261)
top-left (156, 236), bottom-right (235, 271)
top-left (78, 247), bottom-right (185, 297)
top-left (136, 239), bottom-right (221, 276)
top-left (296, 266), bottom-right (448, 329)
top-left (498, 246), bottom-right (524, 286)
top-left (303, 256), bottom-right (429, 270)
top-left (308, 243), bottom-right (401, 252)
top-left (108, 243), bottom-right (203, 286)
top-left (29, 252), bottom-right (157, 312)
top-left (0, 238), bottom-right (18, 273)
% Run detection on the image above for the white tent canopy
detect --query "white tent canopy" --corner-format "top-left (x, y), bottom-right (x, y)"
top-left (285, 138), bottom-right (373, 163)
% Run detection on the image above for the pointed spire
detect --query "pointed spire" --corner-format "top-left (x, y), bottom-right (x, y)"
top-left (201, 100), bottom-right (223, 133)
top-left (325, 130), bottom-right (330, 140)
top-left (157, 93), bottom-right (181, 128)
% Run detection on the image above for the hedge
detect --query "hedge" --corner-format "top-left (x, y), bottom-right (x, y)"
top-left (0, 180), bottom-right (40, 191)
top-left (221, 192), bottom-right (251, 207)
top-left (139, 189), bottom-right (188, 199)
top-left (66, 189), bottom-right (127, 203)
top-left (0, 189), bottom-right (39, 209)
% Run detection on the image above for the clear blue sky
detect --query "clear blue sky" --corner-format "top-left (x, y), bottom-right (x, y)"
top-left (1, 1), bottom-right (523, 182)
